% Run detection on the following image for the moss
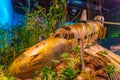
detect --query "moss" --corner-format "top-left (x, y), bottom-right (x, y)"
top-left (79, 70), bottom-right (94, 80)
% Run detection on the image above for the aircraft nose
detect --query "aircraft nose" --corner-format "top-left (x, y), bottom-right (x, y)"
top-left (8, 62), bottom-right (20, 75)
top-left (8, 54), bottom-right (31, 75)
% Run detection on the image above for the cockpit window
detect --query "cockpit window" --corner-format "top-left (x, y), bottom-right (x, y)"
top-left (54, 34), bottom-right (65, 38)
top-left (54, 33), bottom-right (75, 40)
top-left (68, 33), bottom-right (75, 39)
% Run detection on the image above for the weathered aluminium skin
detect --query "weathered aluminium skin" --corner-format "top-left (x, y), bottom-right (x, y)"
top-left (8, 21), bottom-right (102, 75)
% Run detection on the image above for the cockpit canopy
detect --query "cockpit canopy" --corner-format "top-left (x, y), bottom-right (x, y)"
top-left (54, 27), bottom-right (75, 40)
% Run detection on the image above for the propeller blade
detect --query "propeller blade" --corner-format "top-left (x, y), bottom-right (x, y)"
top-left (104, 21), bottom-right (120, 25)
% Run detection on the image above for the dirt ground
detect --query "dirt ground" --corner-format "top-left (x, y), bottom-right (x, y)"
top-left (14, 52), bottom-right (119, 80)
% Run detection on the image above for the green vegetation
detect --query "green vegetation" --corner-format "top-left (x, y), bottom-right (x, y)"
top-left (107, 65), bottom-right (115, 79)
top-left (0, 30), bottom-right (14, 68)
top-left (0, 0), bottom-right (66, 69)
top-left (100, 51), bottom-right (108, 55)
top-left (60, 67), bottom-right (79, 80)
top-left (40, 66), bottom-right (57, 80)
top-left (79, 71), bottom-right (93, 80)
top-left (60, 52), bottom-right (81, 68)
top-left (59, 52), bottom-right (81, 80)
top-left (72, 45), bottom-right (80, 53)
top-left (60, 53), bottom-right (70, 60)
top-left (0, 0), bottom-right (119, 80)
top-left (107, 65), bottom-right (120, 79)
top-left (0, 65), bottom-right (15, 80)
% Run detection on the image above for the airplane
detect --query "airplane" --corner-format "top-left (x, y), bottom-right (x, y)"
top-left (8, 12), bottom-right (106, 75)
top-left (7, 0), bottom-right (120, 77)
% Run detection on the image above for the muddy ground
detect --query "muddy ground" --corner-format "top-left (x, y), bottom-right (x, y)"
top-left (11, 52), bottom-right (120, 80)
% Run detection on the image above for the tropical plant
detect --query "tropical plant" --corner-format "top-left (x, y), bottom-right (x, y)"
top-left (0, 65), bottom-right (15, 80)
top-left (107, 65), bottom-right (120, 80)
top-left (60, 67), bottom-right (79, 80)
top-left (45, 0), bottom-right (66, 32)
top-left (0, 29), bottom-right (14, 69)
top-left (72, 45), bottom-right (80, 53)
top-left (40, 66), bottom-right (57, 80)
top-left (0, 0), bottom-right (67, 69)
